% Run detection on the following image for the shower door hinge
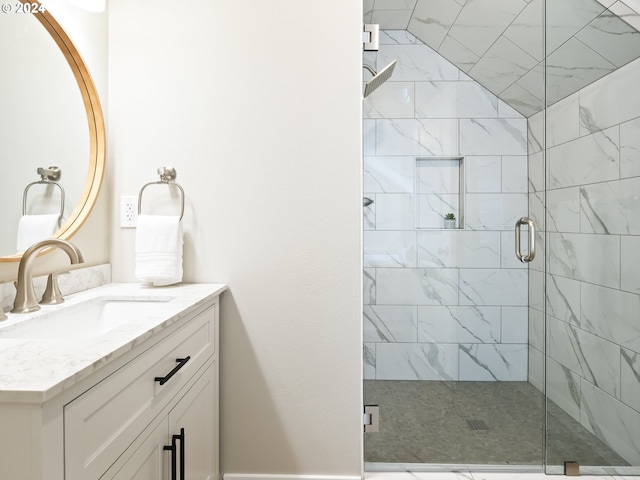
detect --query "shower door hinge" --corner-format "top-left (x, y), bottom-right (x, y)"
top-left (363, 405), bottom-right (379, 432)
top-left (363, 24), bottom-right (379, 51)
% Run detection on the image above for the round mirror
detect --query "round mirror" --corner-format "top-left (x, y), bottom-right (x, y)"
top-left (0, 4), bottom-right (105, 261)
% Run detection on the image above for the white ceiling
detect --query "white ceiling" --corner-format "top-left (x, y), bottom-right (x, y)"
top-left (364, 0), bottom-right (640, 116)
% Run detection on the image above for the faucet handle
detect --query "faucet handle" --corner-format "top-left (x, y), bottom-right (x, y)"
top-left (40, 271), bottom-right (68, 305)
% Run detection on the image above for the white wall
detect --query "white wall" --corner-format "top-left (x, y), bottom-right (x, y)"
top-left (108, 0), bottom-right (363, 476)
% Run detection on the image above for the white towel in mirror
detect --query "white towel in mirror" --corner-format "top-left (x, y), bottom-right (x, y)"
top-left (16, 214), bottom-right (59, 251)
top-left (135, 214), bottom-right (183, 286)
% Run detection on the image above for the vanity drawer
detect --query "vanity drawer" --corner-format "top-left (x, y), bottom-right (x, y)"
top-left (64, 304), bottom-right (216, 480)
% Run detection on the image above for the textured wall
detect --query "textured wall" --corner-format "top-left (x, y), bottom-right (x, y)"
top-left (108, 0), bottom-right (363, 476)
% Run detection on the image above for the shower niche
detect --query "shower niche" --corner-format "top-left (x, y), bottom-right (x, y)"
top-left (415, 156), bottom-right (464, 230)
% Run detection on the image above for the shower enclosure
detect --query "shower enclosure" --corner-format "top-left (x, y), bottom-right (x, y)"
top-left (362, 0), bottom-right (640, 475)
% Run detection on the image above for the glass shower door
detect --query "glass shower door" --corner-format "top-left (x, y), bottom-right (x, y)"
top-left (543, 0), bottom-right (640, 474)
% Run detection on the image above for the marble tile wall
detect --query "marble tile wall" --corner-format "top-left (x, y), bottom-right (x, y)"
top-left (527, 57), bottom-right (640, 465)
top-left (363, 30), bottom-right (529, 382)
top-left (366, 0), bottom-right (640, 117)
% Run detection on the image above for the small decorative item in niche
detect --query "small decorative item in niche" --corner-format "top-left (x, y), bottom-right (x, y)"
top-left (444, 212), bottom-right (456, 229)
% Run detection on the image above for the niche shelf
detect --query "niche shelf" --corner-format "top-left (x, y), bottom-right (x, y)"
top-left (415, 156), bottom-right (465, 229)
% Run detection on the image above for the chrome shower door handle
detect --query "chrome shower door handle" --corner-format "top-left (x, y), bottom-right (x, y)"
top-left (515, 217), bottom-right (536, 263)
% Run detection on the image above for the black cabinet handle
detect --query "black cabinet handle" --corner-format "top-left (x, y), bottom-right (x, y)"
top-left (155, 357), bottom-right (191, 385)
top-left (178, 427), bottom-right (185, 480)
top-left (164, 428), bottom-right (185, 480)
top-left (164, 437), bottom-right (177, 480)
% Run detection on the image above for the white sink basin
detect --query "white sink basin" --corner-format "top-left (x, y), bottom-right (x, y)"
top-left (0, 297), bottom-right (173, 340)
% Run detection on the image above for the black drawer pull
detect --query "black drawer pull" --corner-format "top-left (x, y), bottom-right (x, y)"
top-left (155, 357), bottom-right (191, 385)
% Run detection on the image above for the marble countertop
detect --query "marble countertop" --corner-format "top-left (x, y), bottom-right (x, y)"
top-left (0, 283), bottom-right (227, 404)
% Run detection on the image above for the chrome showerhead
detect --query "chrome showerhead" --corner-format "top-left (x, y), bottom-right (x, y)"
top-left (363, 60), bottom-right (397, 98)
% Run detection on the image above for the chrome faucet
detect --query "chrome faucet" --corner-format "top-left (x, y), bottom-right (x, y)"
top-left (12, 239), bottom-right (84, 314)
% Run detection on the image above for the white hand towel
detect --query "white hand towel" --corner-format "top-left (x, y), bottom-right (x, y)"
top-left (135, 214), bottom-right (183, 286)
top-left (16, 214), bottom-right (59, 251)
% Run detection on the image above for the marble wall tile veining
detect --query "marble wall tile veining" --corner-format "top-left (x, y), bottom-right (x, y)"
top-left (417, 230), bottom-right (501, 268)
top-left (499, 83), bottom-right (542, 117)
top-left (546, 38), bottom-right (616, 105)
top-left (378, 44), bottom-right (460, 82)
top-left (407, 0), bottom-right (463, 51)
top-left (364, 343), bottom-right (376, 380)
top-left (500, 231), bottom-right (528, 269)
top-left (546, 93), bottom-right (580, 148)
top-left (460, 118), bottom-right (527, 155)
top-left (363, 82), bottom-right (415, 119)
top-left (576, 10), bottom-right (640, 68)
top-left (579, 56), bottom-right (640, 134)
top-left (364, 305), bottom-right (418, 343)
top-left (364, 268), bottom-right (376, 304)
top-left (548, 233), bottom-right (620, 289)
top-left (528, 269), bottom-right (544, 311)
top-left (580, 380), bottom-right (640, 465)
top-left (465, 193), bottom-right (528, 230)
top-left (548, 127), bottom-right (620, 189)
top-left (548, 317), bottom-right (621, 397)
top-left (416, 194), bottom-right (460, 228)
top-left (374, 194), bottom-right (416, 231)
top-left (621, 236), bottom-right (640, 294)
top-left (581, 282), bottom-right (640, 353)
top-left (364, 230), bottom-right (416, 268)
top-left (545, 273), bottom-right (581, 325)
top-left (580, 177), bottom-right (640, 235)
top-left (503, 0), bottom-right (544, 61)
top-left (376, 342), bottom-right (459, 380)
top-left (465, 156), bottom-right (502, 193)
top-left (546, 357), bottom-right (582, 421)
top-left (364, 156), bottom-right (415, 193)
top-left (501, 306), bottom-right (528, 343)
top-left (415, 81), bottom-right (499, 119)
top-left (363, 119), bottom-right (376, 156)
top-left (364, 29), bottom-right (528, 382)
top-left (546, 0), bottom-right (605, 52)
top-left (620, 116), bottom-right (640, 178)
top-left (546, 187), bottom-right (581, 233)
top-left (437, 34), bottom-right (480, 73)
top-left (459, 343), bottom-right (528, 381)
top-left (416, 158), bottom-right (461, 193)
top-left (502, 155), bottom-right (528, 193)
top-left (376, 268), bottom-right (459, 306)
top-left (527, 307), bottom-right (544, 351)
top-left (417, 305), bottom-right (501, 343)
top-left (375, 119), bottom-right (460, 156)
top-left (468, 37), bottom-right (538, 96)
top-left (371, 9), bottom-right (414, 30)
top-left (459, 269), bottom-right (528, 306)
top-left (447, 0), bottom-right (527, 57)
top-left (621, 348), bottom-right (640, 413)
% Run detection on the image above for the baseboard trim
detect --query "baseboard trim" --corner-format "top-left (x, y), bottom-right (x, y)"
top-left (223, 474), bottom-right (361, 480)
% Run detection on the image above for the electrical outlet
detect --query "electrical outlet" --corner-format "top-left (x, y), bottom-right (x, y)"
top-left (120, 195), bottom-right (138, 228)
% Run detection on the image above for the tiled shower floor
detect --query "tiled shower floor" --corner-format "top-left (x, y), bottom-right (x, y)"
top-left (363, 380), bottom-right (628, 467)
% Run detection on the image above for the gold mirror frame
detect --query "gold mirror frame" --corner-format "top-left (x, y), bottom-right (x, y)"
top-left (1, 2), bottom-right (106, 262)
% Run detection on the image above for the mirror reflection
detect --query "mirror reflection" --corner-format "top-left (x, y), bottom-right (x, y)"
top-left (0, 9), bottom-right (91, 258)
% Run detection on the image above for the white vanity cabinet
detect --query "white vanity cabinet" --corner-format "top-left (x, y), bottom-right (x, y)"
top-left (102, 362), bottom-right (217, 480)
top-left (0, 284), bottom-right (224, 480)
